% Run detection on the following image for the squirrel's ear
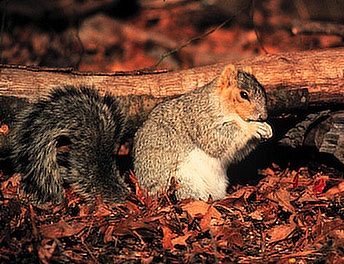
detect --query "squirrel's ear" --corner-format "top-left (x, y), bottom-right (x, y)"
top-left (217, 64), bottom-right (238, 90)
top-left (242, 66), bottom-right (253, 75)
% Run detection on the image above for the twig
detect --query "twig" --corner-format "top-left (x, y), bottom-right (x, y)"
top-left (292, 20), bottom-right (344, 37)
top-left (29, 203), bottom-right (39, 239)
top-left (152, 17), bottom-right (234, 69)
top-left (81, 235), bottom-right (100, 264)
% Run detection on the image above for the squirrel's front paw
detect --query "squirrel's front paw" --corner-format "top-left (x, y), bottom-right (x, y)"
top-left (251, 122), bottom-right (273, 141)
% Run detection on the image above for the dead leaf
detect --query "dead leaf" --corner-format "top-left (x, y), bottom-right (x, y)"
top-left (332, 229), bottom-right (344, 240)
top-left (267, 222), bottom-right (296, 243)
top-left (129, 170), bottom-right (149, 205)
top-left (93, 195), bottom-right (112, 217)
top-left (1, 173), bottom-right (21, 198)
top-left (267, 188), bottom-right (295, 213)
top-left (292, 170), bottom-right (299, 188)
top-left (111, 215), bottom-right (160, 236)
top-left (182, 200), bottom-right (221, 230)
top-left (226, 186), bottom-right (256, 200)
top-left (181, 200), bottom-right (210, 218)
top-left (104, 225), bottom-right (115, 243)
top-left (161, 225), bottom-right (173, 249)
top-left (117, 142), bottom-right (130, 155)
top-left (258, 175), bottom-right (281, 190)
top-left (171, 232), bottom-right (192, 247)
top-left (213, 226), bottom-right (244, 248)
top-left (325, 181), bottom-right (344, 196)
top-left (260, 167), bottom-right (276, 177)
top-left (38, 238), bottom-right (58, 264)
top-left (125, 200), bottom-right (142, 214)
top-left (0, 124), bottom-right (9, 134)
top-left (40, 220), bottom-right (87, 239)
top-left (313, 177), bottom-right (327, 194)
top-left (249, 209), bottom-right (263, 221)
top-left (199, 207), bottom-right (213, 232)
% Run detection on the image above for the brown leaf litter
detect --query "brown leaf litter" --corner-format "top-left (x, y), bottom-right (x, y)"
top-left (0, 163), bottom-right (343, 263)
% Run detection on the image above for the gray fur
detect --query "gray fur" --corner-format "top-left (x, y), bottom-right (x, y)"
top-left (133, 68), bottom-right (273, 200)
top-left (11, 86), bottom-right (128, 204)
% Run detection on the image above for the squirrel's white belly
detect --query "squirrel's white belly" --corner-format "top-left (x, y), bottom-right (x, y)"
top-left (177, 147), bottom-right (228, 200)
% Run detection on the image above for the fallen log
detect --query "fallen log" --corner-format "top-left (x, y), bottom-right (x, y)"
top-left (0, 48), bottom-right (344, 110)
top-left (1, 48), bottom-right (344, 163)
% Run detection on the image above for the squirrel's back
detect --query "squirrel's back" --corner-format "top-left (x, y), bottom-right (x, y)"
top-left (12, 86), bottom-right (128, 204)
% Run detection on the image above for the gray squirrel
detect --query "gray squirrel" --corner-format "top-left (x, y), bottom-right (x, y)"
top-left (11, 86), bottom-right (128, 204)
top-left (133, 65), bottom-right (273, 200)
top-left (11, 65), bottom-right (272, 204)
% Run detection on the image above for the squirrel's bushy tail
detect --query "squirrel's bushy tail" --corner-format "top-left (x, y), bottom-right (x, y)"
top-left (11, 86), bottom-right (128, 204)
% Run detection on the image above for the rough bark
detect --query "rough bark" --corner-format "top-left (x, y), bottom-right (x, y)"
top-left (1, 48), bottom-right (344, 162)
top-left (0, 48), bottom-right (343, 113)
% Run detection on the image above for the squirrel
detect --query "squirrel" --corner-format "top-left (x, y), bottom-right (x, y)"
top-left (133, 65), bottom-right (273, 201)
top-left (11, 65), bottom-right (272, 204)
top-left (11, 86), bottom-right (129, 204)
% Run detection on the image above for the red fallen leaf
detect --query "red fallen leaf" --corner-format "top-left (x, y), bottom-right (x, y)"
top-left (39, 220), bottom-right (87, 239)
top-left (271, 163), bottom-right (281, 170)
top-left (1, 173), bottom-right (21, 198)
top-left (38, 238), bottom-right (58, 264)
top-left (56, 145), bottom-right (70, 154)
top-left (225, 186), bottom-right (256, 200)
top-left (261, 167), bottom-right (276, 177)
top-left (325, 181), bottom-right (344, 196)
top-left (292, 170), bottom-right (299, 188)
top-left (227, 231), bottom-right (244, 248)
top-left (267, 188), bottom-right (295, 213)
top-left (190, 240), bottom-right (225, 258)
top-left (181, 200), bottom-right (222, 232)
top-left (200, 206), bottom-right (222, 232)
top-left (213, 226), bottom-right (244, 248)
top-left (199, 208), bottom-right (213, 232)
top-left (93, 195), bottom-right (112, 217)
top-left (129, 170), bottom-right (149, 205)
top-left (267, 221), bottom-right (296, 243)
top-left (104, 225), bottom-right (115, 243)
top-left (111, 215), bottom-right (161, 236)
top-left (161, 225), bottom-right (173, 249)
top-left (332, 229), bottom-right (344, 240)
top-left (0, 124), bottom-right (9, 134)
top-left (117, 142), bottom-right (130, 155)
top-left (181, 200), bottom-right (210, 217)
top-left (182, 200), bottom-right (221, 218)
top-left (125, 200), bottom-right (142, 214)
top-left (259, 174), bottom-right (283, 188)
top-left (314, 177), bottom-right (327, 194)
top-left (78, 204), bottom-right (92, 217)
top-left (171, 231), bottom-right (193, 247)
top-left (160, 216), bottom-right (194, 249)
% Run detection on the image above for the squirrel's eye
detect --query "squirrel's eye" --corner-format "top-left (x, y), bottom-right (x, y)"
top-left (240, 91), bottom-right (249, 100)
